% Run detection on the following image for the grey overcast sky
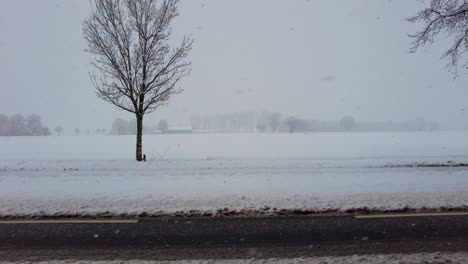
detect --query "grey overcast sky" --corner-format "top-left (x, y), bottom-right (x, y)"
top-left (0, 0), bottom-right (467, 131)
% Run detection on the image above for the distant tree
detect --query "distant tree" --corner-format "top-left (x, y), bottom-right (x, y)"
top-left (267, 113), bottom-right (282, 133)
top-left (256, 122), bottom-right (267, 133)
top-left (340, 116), bottom-right (356, 131)
top-left (255, 112), bottom-right (270, 133)
top-left (190, 116), bottom-right (201, 132)
top-left (96, 128), bottom-right (101, 134)
top-left (26, 114), bottom-right (44, 136)
top-left (0, 114), bottom-right (8, 136)
top-left (75, 128), bottom-right (81, 136)
top-left (408, 0), bottom-right (468, 75)
top-left (102, 128), bottom-right (107, 134)
top-left (111, 118), bottom-right (129, 135)
top-left (404, 118), bottom-right (429, 132)
top-left (283, 116), bottom-right (305, 134)
top-left (83, 0), bottom-right (193, 161)
top-left (428, 121), bottom-right (440, 131)
top-left (414, 118), bottom-right (428, 131)
top-left (9, 114), bottom-right (27, 136)
top-left (55, 126), bottom-right (63, 136)
top-left (41, 127), bottom-right (51, 136)
top-left (128, 119), bottom-right (137, 135)
top-left (157, 120), bottom-right (169, 134)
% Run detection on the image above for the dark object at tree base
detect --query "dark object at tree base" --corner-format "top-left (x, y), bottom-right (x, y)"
top-left (142, 154), bottom-right (146, 162)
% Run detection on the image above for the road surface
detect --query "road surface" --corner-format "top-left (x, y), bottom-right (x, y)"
top-left (1, 212), bottom-right (468, 261)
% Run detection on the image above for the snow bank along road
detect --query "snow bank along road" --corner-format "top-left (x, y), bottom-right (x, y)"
top-left (2, 253), bottom-right (468, 264)
top-left (2, 249), bottom-right (468, 263)
top-left (1, 132), bottom-right (468, 217)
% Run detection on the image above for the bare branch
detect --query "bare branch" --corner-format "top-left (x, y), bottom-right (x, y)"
top-left (83, 0), bottom-right (192, 114)
top-left (408, 0), bottom-right (468, 76)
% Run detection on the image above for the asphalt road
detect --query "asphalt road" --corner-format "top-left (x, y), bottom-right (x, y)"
top-left (1, 212), bottom-right (468, 260)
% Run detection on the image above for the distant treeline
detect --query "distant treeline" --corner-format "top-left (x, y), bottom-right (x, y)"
top-left (109, 113), bottom-right (443, 136)
top-left (111, 118), bottom-right (169, 135)
top-left (0, 113), bottom-right (51, 136)
top-left (111, 118), bottom-right (138, 135)
top-left (190, 112), bottom-right (441, 134)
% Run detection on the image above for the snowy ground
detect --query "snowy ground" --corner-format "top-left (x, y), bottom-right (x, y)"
top-left (1, 132), bottom-right (468, 217)
top-left (2, 252), bottom-right (468, 263)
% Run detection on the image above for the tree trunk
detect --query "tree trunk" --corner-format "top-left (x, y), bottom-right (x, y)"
top-left (135, 114), bottom-right (143, 161)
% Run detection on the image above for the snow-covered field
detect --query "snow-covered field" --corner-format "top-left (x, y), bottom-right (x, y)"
top-left (1, 132), bottom-right (468, 217)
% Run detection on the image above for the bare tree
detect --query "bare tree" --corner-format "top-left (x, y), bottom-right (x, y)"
top-left (340, 116), bottom-right (356, 131)
top-left (283, 116), bottom-right (306, 134)
top-left (55, 126), bottom-right (63, 136)
top-left (41, 127), bottom-right (51, 136)
top-left (428, 120), bottom-right (440, 131)
top-left (75, 128), bottom-right (81, 136)
top-left (0, 114), bottom-right (8, 136)
top-left (157, 119), bottom-right (168, 133)
top-left (83, 0), bottom-right (192, 161)
top-left (408, 0), bottom-right (468, 75)
top-left (10, 114), bottom-right (27, 136)
top-left (256, 122), bottom-right (267, 133)
top-left (111, 118), bottom-right (129, 135)
top-left (26, 114), bottom-right (44, 136)
top-left (128, 118), bottom-right (138, 135)
top-left (256, 112), bottom-right (269, 133)
top-left (267, 112), bottom-right (282, 133)
top-left (190, 116), bottom-right (201, 132)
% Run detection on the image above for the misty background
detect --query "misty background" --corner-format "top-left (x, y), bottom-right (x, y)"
top-left (0, 0), bottom-right (467, 133)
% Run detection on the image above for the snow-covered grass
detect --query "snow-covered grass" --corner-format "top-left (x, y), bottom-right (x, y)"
top-left (0, 132), bottom-right (468, 217)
